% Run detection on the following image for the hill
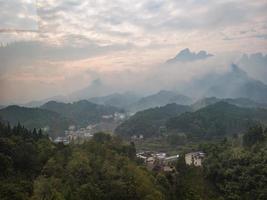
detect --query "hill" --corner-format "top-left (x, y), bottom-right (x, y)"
top-left (115, 103), bottom-right (191, 138)
top-left (191, 97), bottom-right (267, 111)
top-left (129, 90), bottom-right (192, 112)
top-left (68, 78), bottom-right (111, 100)
top-left (0, 122), bottom-right (165, 200)
top-left (88, 92), bottom-right (140, 108)
top-left (0, 122), bottom-right (56, 200)
top-left (166, 102), bottom-right (267, 138)
top-left (41, 100), bottom-right (123, 126)
top-left (0, 105), bottom-right (71, 137)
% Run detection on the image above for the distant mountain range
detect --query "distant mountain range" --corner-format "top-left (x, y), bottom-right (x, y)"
top-left (128, 90), bottom-right (192, 112)
top-left (88, 92), bottom-right (141, 108)
top-left (238, 52), bottom-right (267, 84)
top-left (184, 64), bottom-right (267, 104)
top-left (69, 78), bottom-right (111, 101)
top-left (166, 48), bottom-right (213, 63)
top-left (19, 61), bottom-right (267, 110)
top-left (21, 95), bottom-right (67, 108)
top-left (87, 90), bottom-right (192, 112)
top-left (191, 97), bottom-right (267, 111)
top-left (204, 64), bottom-right (267, 103)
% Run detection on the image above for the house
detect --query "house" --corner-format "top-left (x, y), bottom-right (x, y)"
top-left (131, 134), bottom-right (144, 140)
top-left (68, 125), bottom-right (76, 131)
top-left (185, 151), bottom-right (205, 166)
top-left (54, 137), bottom-right (69, 145)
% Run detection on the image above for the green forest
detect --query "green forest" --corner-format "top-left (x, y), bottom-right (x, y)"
top-left (1, 120), bottom-right (267, 200)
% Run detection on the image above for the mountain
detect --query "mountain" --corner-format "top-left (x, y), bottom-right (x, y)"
top-left (69, 78), bottom-right (112, 100)
top-left (41, 100), bottom-right (123, 126)
top-left (166, 48), bottom-right (213, 63)
top-left (166, 102), bottom-right (267, 138)
top-left (238, 52), bottom-right (267, 84)
top-left (21, 95), bottom-right (67, 108)
top-left (0, 105), bottom-right (71, 137)
top-left (115, 103), bottom-right (191, 138)
top-left (129, 90), bottom-right (192, 112)
top-left (88, 92), bottom-right (141, 108)
top-left (205, 64), bottom-right (267, 103)
top-left (191, 97), bottom-right (267, 111)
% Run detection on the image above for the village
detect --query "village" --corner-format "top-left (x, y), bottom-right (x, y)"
top-left (52, 111), bottom-right (206, 172)
top-left (53, 112), bottom-right (128, 144)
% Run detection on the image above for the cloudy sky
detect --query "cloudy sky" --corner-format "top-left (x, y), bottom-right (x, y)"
top-left (0, 0), bottom-right (267, 104)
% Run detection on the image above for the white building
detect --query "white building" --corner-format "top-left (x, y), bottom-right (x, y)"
top-left (185, 151), bottom-right (205, 166)
top-left (54, 137), bottom-right (69, 145)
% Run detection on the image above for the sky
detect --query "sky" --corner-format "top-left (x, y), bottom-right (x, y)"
top-left (0, 0), bottom-right (267, 104)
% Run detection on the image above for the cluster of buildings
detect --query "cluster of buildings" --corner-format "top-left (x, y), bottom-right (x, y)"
top-left (136, 151), bottom-right (206, 172)
top-left (131, 134), bottom-right (144, 140)
top-left (137, 151), bottom-right (179, 172)
top-left (54, 125), bottom-right (96, 144)
top-left (101, 112), bottom-right (126, 121)
top-left (53, 112), bottom-right (128, 144)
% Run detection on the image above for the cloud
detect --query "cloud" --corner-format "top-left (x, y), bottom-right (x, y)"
top-left (0, 40), bottom-right (133, 74)
top-left (238, 52), bottom-right (267, 84)
top-left (0, 0), bottom-right (38, 31)
top-left (166, 48), bottom-right (213, 63)
top-left (0, 0), bottom-right (267, 104)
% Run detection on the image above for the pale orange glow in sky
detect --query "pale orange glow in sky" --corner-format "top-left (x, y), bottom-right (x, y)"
top-left (0, 0), bottom-right (267, 104)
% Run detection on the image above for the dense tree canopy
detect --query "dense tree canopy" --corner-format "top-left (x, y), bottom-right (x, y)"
top-left (201, 127), bottom-right (267, 200)
top-left (166, 102), bottom-right (267, 139)
top-left (31, 133), bottom-right (165, 200)
top-left (116, 103), bottom-right (190, 138)
top-left (0, 121), bottom-right (55, 200)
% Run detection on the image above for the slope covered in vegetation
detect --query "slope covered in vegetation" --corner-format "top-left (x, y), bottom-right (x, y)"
top-left (166, 102), bottom-right (267, 139)
top-left (0, 106), bottom-right (71, 137)
top-left (116, 103), bottom-right (191, 138)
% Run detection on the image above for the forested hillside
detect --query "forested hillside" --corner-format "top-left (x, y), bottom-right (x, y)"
top-left (0, 122), bottom-right (166, 200)
top-left (201, 125), bottom-right (267, 200)
top-left (166, 102), bottom-right (267, 139)
top-left (0, 122), bottom-right (55, 200)
top-left (41, 100), bottom-right (123, 126)
top-left (115, 103), bottom-right (191, 138)
top-left (1, 119), bottom-right (266, 200)
top-left (0, 100), bottom-right (124, 138)
top-left (31, 132), bottom-right (166, 200)
top-left (0, 106), bottom-right (71, 137)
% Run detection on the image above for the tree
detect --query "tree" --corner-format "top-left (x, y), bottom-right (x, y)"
top-left (243, 125), bottom-right (266, 147)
